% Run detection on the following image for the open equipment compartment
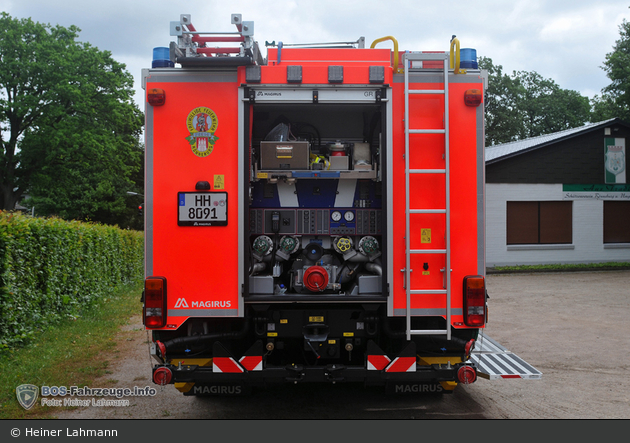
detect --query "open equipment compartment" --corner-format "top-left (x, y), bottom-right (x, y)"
top-left (244, 99), bottom-right (388, 302)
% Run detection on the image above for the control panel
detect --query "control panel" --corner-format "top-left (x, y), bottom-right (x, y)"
top-left (249, 208), bottom-right (382, 236)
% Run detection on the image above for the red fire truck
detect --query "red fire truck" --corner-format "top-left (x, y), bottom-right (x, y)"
top-left (141, 14), bottom-right (541, 395)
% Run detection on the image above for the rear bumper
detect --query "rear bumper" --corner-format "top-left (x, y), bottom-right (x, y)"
top-left (157, 361), bottom-right (471, 384)
top-left (152, 359), bottom-right (477, 396)
top-left (151, 338), bottom-right (478, 393)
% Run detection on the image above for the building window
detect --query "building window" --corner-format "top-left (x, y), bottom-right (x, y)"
top-left (507, 201), bottom-right (572, 245)
top-left (604, 201), bottom-right (630, 243)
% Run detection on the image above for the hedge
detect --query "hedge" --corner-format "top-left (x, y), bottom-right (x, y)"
top-left (0, 212), bottom-right (144, 351)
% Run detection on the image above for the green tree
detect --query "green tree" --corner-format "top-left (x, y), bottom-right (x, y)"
top-left (591, 18), bottom-right (630, 123)
top-left (0, 13), bottom-right (143, 228)
top-left (478, 56), bottom-right (525, 146)
top-left (518, 71), bottom-right (591, 138)
top-left (479, 57), bottom-right (591, 146)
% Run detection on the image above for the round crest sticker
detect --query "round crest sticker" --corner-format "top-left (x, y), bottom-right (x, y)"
top-left (185, 107), bottom-right (219, 157)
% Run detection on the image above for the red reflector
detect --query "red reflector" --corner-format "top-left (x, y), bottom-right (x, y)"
top-left (463, 276), bottom-right (486, 327)
top-left (464, 89), bottom-right (482, 107)
top-left (147, 88), bottom-right (165, 106)
top-left (144, 276), bottom-right (166, 328)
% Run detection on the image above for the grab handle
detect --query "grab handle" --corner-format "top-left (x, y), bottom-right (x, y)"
top-left (450, 36), bottom-right (462, 74)
top-left (371, 36), bottom-right (401, 73)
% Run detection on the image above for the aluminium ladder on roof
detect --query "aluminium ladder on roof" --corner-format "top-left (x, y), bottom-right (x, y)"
top-left (403, 52), bottom-right (451, 341)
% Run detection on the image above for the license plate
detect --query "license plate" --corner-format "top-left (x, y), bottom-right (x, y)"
top-left (178, 192), bottom-right (227, 226)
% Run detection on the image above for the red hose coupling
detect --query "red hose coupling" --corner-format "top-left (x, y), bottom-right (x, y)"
top-left (153, 367), bottom-right (173, 386)
top-left (457, 365), bottom-right (477, 384)
top-left (303, 266), bottom-right (329, 292)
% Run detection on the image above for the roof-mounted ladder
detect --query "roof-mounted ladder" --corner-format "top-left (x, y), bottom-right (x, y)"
top-left (403, 52), bottom-right (452, 341)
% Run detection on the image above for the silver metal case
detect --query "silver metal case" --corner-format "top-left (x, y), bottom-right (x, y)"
top-left (260, 141), bottom-right (310, 170)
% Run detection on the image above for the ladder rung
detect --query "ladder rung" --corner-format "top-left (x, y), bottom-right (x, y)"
top-left (410, 209), bottom-right (446, 214)
top-left (408, 89), bottom-right (445, 95)
top-left (409, 329), bottom-right (449, 335)
top-left (408, 129), bottom-right (445, 134)
top-left (409, 169), bottom-right (446, 174)
top-left (410, 249), bottom-right (446, 254)
top-left (410, 290), bottom-right (447, 295)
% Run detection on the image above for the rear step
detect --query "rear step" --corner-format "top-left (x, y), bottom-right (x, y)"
top-left (470, 334), bottom-right (542, 380)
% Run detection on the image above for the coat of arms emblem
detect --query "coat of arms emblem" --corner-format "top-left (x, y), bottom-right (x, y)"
top-left (185, 107), bottom-right (219, 157)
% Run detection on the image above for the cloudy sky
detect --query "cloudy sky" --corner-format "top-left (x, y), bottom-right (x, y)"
top-left (2, 0), bottom-right (629, 108)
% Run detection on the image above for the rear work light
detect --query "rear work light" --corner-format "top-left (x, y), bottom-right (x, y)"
top-left (463, 275), bottom-right (486, 327)
top-left (144, 276), bottom-right (167, 328)
top-left (147, 88), bottom-right (165, 106)
top-left (464, 89), bottom-right (482, 107)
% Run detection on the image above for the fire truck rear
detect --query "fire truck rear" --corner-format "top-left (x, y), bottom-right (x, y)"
top-left (141, 14), bottom-right (537, 395)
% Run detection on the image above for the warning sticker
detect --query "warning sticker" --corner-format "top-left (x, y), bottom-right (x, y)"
top-left (214, 175), bottom-right (225, 190)
top-left (421, 228), bottom-right (431, 243)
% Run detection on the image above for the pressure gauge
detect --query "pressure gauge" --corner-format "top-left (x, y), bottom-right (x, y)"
top-left (344, 211), bottom-right (355, 222)
top-left (331, 211), bottom-right (342, 222)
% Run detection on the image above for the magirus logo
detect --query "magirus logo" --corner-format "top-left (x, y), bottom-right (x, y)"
top-left (174, 298), bottom-right (189, 308)
top-left (256, 91), bottom-right (282, 97)
top-left (16, 384), bottom-right (39, 410)
top-left (173, 298), bottom-right (231, 308)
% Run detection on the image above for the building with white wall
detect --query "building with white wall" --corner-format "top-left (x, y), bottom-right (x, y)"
top-left (485, 118), bottom-right (630, 267)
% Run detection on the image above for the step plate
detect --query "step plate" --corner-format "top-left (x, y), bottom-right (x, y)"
top-left (470, 334), bottom-right (542, 380)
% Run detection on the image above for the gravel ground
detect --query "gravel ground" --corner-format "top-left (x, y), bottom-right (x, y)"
top-left (54, 270), bottom-right (630, 419)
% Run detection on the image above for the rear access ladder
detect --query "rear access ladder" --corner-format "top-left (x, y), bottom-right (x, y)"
top-left (403, 52), bottom-right (452, 341)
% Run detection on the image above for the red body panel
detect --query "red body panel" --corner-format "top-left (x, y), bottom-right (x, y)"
top-left (147, 79), bottom-right (241, 328)
top-left (391, 80), bottom-right (482, 325)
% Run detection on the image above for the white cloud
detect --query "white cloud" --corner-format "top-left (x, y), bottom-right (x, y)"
top-left (4, 0), bottom-right (630, 105)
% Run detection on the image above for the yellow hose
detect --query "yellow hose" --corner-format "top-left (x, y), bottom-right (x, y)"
top-left (371, 36), bottom-right (401, 73)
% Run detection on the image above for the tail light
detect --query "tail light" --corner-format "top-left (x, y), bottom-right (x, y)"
top-left (144, 276), bottom-right (167, 328)
top-left (463, 275), bottom-right (486, 327)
